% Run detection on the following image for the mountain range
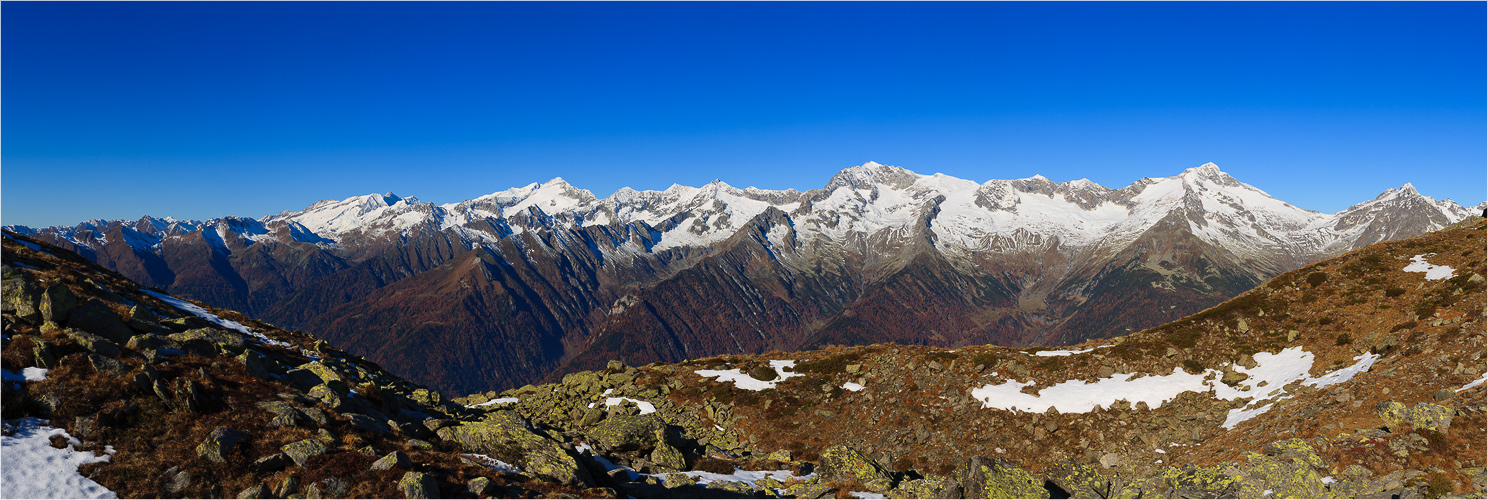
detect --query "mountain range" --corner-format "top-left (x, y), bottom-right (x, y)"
top-left (7, 162), bottom-right (1479, 395)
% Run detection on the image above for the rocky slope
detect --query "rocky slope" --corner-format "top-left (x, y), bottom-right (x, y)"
top-left (7, 163), bottom-right (1478, 395)
top-left (3, 218), bottom-right (1485, 498)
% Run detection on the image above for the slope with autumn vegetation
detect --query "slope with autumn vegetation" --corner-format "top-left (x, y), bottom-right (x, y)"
top-left (5, 217), bottom-right (1481, 498)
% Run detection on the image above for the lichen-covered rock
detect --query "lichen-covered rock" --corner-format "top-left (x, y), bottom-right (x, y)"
top-left (435, 411), bottom-right (595, 487)
top-left (126, 304), bottom-right (162, 333)
top-left (649, 441), bottom-right (687, 472)
top-left (126, 333), bottom-right (181, 352)
top-left (467, 477), bottom-right (495, 496)
top-left (39, 284), bottom-right (77, 324)
top-left (30, 338), bottom-right (57, 369)
top-left (960, 456), bottom-right (1047, 499)
top-left (66, 329), bottom-right (120, 358)
top-left (281, 438), bottom-right (328, 467)
top-left (785, 482), bottom-right (832, 499)
top-left (1237, 452), bottom-right (1325, 499)
top-left (1045, 459), bottom-right (1109, 498)
top-left (587, 413), bottom-right (664, 456)
top-left (398, 471), bottom-right (440, 499)
top-left (3, 277), bottom-right (41, 323)
top-left (1378, 401), bottom-right (1455, 433)
top-left (196, 427), bottom-right (250, 463)
top-left (818, 445), bottom-right (895, 493)
top-left (1263, 438), bottom-right (1326, 470)
top-left (371, 450), bottom-right (413, 471)
top-left (662, 472), bottom-right (696, 489)
top-left (887, 475), bottom-right (961, 499)
top-left (1160, 464), bottom-right (1241, 499)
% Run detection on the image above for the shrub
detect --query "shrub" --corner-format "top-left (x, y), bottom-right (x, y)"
top-left (795, 353), bottom-right (862, 374)
top-left (1335, 333), bottom-right (1352, 346)
top-left (1318, 317), bottom-right (1334, 326)
top-left (1181, 359), bottom-right (1205, 374)
top-left (1306, 272), bottom-right (1328, 287)
top-left (1384, 287), bottom-right (1406, 298)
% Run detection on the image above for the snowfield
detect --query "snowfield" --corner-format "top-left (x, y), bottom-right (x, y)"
top-left (969, 347), bottom-right (1379, 430)
top-left (1, 418), bottom-right (116, 499)
top-left (1403, 254), bottom-right (1456, 280)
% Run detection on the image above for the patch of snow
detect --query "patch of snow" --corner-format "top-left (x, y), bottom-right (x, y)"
top-left (1155, 448), bottom-right (1166, 454)
top-left (695, 360), bottom-right (802, 391)
top-left (1304, 352), bottom-right (1379, 388)
top-left (657, 468), bottom-right (815, 488)
top-left (1221, 402), bottom-right (1277, 430)
top-left (1320, 476), bottom-right (1335, 485)
top-left (841, 382), bottom-right (865, 392)
top-left (469, 398), bottom-right (519, 408)
top-left (971, 366), bottom-right (1210, 413)
top-left (850, 492), bottom-right (886, 499)
top-left (1033, 347), bottom-right (1104, 357)
top-left (589, 397), bottom-right (657, 415)
top-left (1262, 489), bottom-right (1274, 496)
top-left (1, 417), bottom-right (117, 499)
top-left (1, 368), bottom-right (48, 382)
top-left (142, 290), bottom-right (291, 348)
top-left (1403, 254), bottom-right (1456, 280)
top-left (462, 453), bottom-right (522, 474)
top-left (1458, 373), bottom-right (1488, 392)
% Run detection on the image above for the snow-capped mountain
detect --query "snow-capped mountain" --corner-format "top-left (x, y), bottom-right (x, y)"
top-left (7, 162), bottom-right (1478, 394)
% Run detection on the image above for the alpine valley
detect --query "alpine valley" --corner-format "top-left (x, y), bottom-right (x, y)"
top-left (7, 162), bottom-right (1479, 396)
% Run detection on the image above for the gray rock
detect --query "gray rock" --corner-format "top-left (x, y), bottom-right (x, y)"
top-left (467, 477), bottom-right (495, 496)
top-left (436, 412), bottom-right (595, 487)
top-left (888, 475), bottom-right (961, 499)
top-left (317, 477), bottom-right (349, 498)
top-left (371, 450), bottom-right (413, 471)
top-left (345, 413), bottom-right (391, 434)
top-left (196, 427), bottom-right (251, 463)
top-left (235, 483), bottom-right (268, 499)
top-left (252, 453), bottom-right (293, 474)
top-left (1099, 452), bottom-right (1122, 469)
top-left (67, 330), bottom-right (120, 358)
top-left (162, 466), bottom-right (192, 495)
top-left (68, 298), bottom-right (134, 343)
top-left (39, 285), bottom-right (77, 324)
top-left (398, 471), bottom-right (440, 499)
top-left (236, 349), bottom-right (274, 379)
top-left (30, 338), bottom-right (57, 369)
top-left (273, 475), bottom-right (299, 498)
top-left (87, 354), bottom-right (126, 376)
top-left (281, 438), bottom-right (328, 466)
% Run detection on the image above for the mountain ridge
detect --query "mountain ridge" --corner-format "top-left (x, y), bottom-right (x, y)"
top-left (6, 162), bottom-right (1478, 394)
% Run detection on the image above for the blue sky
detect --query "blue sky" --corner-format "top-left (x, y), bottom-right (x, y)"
top-left (4, 2), bottom-right (1484, 227)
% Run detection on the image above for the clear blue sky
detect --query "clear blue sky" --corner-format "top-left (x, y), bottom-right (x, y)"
top-left (4, 2), bottom-right (1484, 227)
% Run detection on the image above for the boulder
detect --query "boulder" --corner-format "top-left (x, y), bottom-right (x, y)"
top-left (126, 305), bottom-right (163, 333)
top-left (30, 338), bottom-right (57, 369)
top-left (1235, 452), bottom-right (1325, 499)
top-left (785, 482), bottom-right (833, 499)
top-left (435, 411), bottom-right (595, 487)
top-left (467, 477), bottom-right (495, 496)
top-left (126, 333), bottom-right (181, 353)
top-left (39, 285), bottom-right (77, 324)
top-left (345, 413), bottom-right (391, 434)
top-left (398, 471), bottom-right (440, 499)
top-left (1044, 459), bottom-right (1109, 498)
top-left (1159, 464), bottom-right (1241, 499)
top-left (2, 278), bottom-right (41, 323)
top-left (252, 453), bottom-right (294, 474)
top-left (235, 483), bottom-right (268, 499)
top-left (67, 330), bottom-right (120, 358)
top-left (281, 438), bottom-right (328, 467)
top-left (1377, 401), bottom-right (1454, 433)
top-left (162, 467), bottom-right (192, 495)
top-left (87, 354), bottom-right (126, 376)
top-left (817, 445), bottom-right (895, 493)
top-left (236, 349), bottom-right (274, 379)
top-left (196, 427), bottom-right (251, 463)
top-left (371, 450), bottom-right (413, 471)
top-left (68, 298), bottom-right (133, 343)
top-left (960, 456), bottom-right (1047, 499)
top-left (588, 413), bottom-right (665, 456)
top-left (887, 475), bottom-right (961, 499)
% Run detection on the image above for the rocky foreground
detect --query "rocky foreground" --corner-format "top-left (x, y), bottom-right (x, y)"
top-left (2, 219), bottom-right (1485, 498)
